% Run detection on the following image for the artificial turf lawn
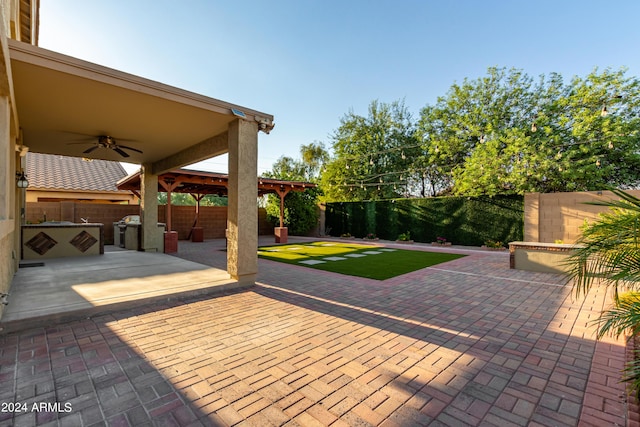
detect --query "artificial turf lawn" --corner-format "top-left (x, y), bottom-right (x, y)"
top-left (257, 241), bottom-right (465, 280)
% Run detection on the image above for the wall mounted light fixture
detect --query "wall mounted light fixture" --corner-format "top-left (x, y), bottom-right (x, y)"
top-left (16, 171), bottom-right (29, 188)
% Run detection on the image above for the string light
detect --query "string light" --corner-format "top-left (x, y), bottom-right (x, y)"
top-left (332, 100), bottom-right (628, 195)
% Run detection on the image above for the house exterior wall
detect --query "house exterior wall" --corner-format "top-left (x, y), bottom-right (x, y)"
top-left (524, 190), bottom-right (640, 243)
top-left (0, 0), bottom-right (26, 321)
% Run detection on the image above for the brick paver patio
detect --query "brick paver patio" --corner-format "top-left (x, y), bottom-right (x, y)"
top-left (0, 239), bottom-right (629, 426)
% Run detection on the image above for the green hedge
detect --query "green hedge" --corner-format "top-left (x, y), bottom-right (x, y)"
top-left (325, 195), bottom-right (523, 246)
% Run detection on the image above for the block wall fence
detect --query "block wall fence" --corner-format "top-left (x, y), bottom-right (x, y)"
top-left (26, 202), bottom-right (273, 244)
top-left (524, 190), bottom-right (640, 243)
top-left (27, 190), bottom-right (639, 246)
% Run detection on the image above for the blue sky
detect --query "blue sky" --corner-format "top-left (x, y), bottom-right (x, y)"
top-left (38, 1), bottom-right (640, 175)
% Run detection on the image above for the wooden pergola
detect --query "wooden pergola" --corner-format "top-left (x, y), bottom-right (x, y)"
top-left (117, 169), bottom-right (317, 235)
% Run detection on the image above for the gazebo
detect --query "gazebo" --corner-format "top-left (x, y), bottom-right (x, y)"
top-left (117, 169), bottom-right (317, 244)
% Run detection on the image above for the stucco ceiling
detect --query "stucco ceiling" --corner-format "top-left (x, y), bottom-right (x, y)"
top-left (9, 40), bottom-right (274, 169)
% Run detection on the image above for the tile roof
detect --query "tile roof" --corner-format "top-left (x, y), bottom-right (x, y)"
top-left (25, 153), bottom-right (130, 192)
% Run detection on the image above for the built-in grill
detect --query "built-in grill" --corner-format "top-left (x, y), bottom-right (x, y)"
top-left (116, 215), bottom-right (140, 248)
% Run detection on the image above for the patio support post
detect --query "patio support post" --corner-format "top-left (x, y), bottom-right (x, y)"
top-left (274, 186), bottom-right (291, 228)
top-left (227, 119), bottom-right (258, 285)
top-left (140, 163), bottom-right (161, 252)
top-left (274, 186), bottom-right (291, 243)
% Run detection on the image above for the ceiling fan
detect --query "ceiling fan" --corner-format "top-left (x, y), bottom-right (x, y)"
top-left (67, 135), bottom-right (143, 158)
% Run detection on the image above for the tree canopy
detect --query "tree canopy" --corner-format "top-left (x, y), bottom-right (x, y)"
top-left (320, 100), bottom-right (421, 201)
top-left (262, 143), bottom-right (327, 235)
top-left (319, 67), bottom-right (640, 201)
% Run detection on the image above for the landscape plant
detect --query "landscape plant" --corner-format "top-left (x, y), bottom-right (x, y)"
top-left (484, 239), bottom-right (504, 248)
top-left (565, 189), bottom-right (640, 396)
top-left (397, 231), bottom-right (411, 241)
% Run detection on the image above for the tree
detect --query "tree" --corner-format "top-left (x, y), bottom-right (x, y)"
top-left (264, 188), bottom-right (321, 235)
top-left (300, 141), bottom-right (329, 181)
top-left (158, 192), bottom-right (227, 206)
top-left (565, 189), bottom-right (640, 395)
top-left (263, 144), bottom-right (327, 235)
top-left (320, 99), bottom-right (420, 201)
top-left (418, 67), bottom-right (640, 196)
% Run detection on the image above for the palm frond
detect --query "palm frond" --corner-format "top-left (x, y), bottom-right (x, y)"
top-left (594, 292), bottom-right (640, 339)
top-left (566, 189), bottom-right (640, 398)
top-left (565, 189), bottom-right (640, 298)
top-left (623, 349), bottom-right (640, 400)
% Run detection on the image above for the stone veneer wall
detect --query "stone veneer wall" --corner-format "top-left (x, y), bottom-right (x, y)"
top-left (524, 190), bottom-right (640, 243)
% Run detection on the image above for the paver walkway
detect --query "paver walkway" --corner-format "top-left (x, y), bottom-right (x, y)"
top-left (0, 238), bottom-right (629, 426)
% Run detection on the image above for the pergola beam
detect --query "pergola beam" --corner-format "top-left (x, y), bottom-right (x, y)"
top-left (118, 170), bottom-right (316, 197)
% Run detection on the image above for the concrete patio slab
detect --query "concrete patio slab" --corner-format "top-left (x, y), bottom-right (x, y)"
top-left (0, 246), bottom-right (238, 334)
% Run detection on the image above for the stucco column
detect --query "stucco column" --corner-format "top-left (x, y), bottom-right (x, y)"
top-left (227, 119), bottom-right (258, 284)
top-left (524, 192), bottom-right (540, 242)
top-left (140, 163), bottom-right (160, 252)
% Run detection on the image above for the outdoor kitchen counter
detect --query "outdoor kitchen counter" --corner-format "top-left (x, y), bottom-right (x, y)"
top-left (22, 223), bottom-right (104, 260)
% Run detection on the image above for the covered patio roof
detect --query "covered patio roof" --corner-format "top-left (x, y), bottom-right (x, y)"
top-left (9, 39), bottom-right (274, 174)
top-left (116, 169), bottom-right (317, 197)
top-left (8, 37), bottom-right (274, 282)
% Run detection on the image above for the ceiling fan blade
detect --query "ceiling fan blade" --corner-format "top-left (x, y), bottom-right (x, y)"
top-left (83, 145), bottom-right (99, 154)
top-left (118, 145), bottom-right (143, 154)
top-left (113, 147), bottom-right (130, 158)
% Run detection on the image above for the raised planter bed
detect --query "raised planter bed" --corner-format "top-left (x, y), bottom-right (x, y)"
top-left (509, 241), bottom-right (582, 274)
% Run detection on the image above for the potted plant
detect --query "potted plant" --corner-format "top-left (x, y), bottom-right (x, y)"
top-left (364, 233), bottom-right (378, 240)
top-left (432, 236), bottom-right (451, 246)
top-left (396, 231), bottom-right (413, 244)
